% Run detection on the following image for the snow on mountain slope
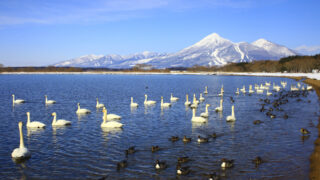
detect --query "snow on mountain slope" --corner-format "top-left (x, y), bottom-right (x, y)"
top-left (54, 33), bottom-right (298, 68)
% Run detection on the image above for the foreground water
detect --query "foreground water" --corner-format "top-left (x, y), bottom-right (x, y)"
top-left (0, 74), bottom-right (318, 179)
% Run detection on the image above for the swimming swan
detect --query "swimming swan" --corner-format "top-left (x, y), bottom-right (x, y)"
top-left (215, 99), bottom-right (223, 112)
top-left (101, 108), bottom-right (123, 128)
top-left (12, 94), bottom-right (25, 104)
top-left (161, 96), bottom-right (171, 107)
top-left (226, 105), bottom-right (236, 122)
top-left (204, 86), bottom-right (208, 94)
top-left (96, 98), bottom-right (105, 108)
top-left (76, 103), bottom-right (91, 114)
top-left (102, 107), bottom-right (121, 120)
top-left (199, 93), bottom-right (205, 101)
top-left (200, 104), bottom-right (210, 118)
top-left (144, 94), bottom-right (156, 105)
top-left (184, 94), bottom-right (191, 106)
top-left (191, 108), bottom-right (207, 123)
top-left (235, 88), bottom-right (240, 95)
top-left (11, 122), bottom-right (31, 160)
top-left (26, 112), bottom-right (46, 128)
top-left (45, 95), bottom-right (56, 105)
top-left (266, 90), bottom-right (272, 96)
top-left (130, 97), bottom-right (138, 107)
top-left (170, 93), bottom-right (179, 102)
top-left (51, 112), bottom-right (71, 126)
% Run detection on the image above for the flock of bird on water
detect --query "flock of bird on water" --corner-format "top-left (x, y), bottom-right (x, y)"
top-left (10, 80), bottom-right (313, 179)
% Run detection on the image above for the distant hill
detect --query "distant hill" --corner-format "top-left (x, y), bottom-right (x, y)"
top-left (54, 33), bottom-right (298, 68)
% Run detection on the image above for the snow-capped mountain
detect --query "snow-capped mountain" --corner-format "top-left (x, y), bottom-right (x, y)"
top-left (54, 33), bottom-right (297, 68)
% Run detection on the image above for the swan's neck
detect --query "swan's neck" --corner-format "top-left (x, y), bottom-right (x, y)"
top-left (171, 94), bottom-right (173, 98)
top-left (45, 96), bottom-right (48, 103)
top-left (77, 104), bottom-right (80, 110)
top-left (27, 113), bottom-right (30, 124)
top-left (161, 98), bottom-right (163, 105)
top-left (96, 99), bottom-right (99, 106)
top-left (193, 95), bottom-right (196, 102)
top-left (231, 106), bottom-right (235, 117)
top-left (200, 94), bottom-right (203, 98)
top-left (186, 95), bottom-right (189, 102)
top-left (131, 97), bottom-right (133, 104)
top-left (192, 108), bottom-right (196, 117)
top-left (12, 95), bottom-right (15, 104)
top-left (220, 100), bottom-right (223, 108)
top-left (52, 114), bottom-right (57, 125)
top-left (19, 123), bottom-right (25, 149)
top-left (205, 106), bottom-right (209, 113)
top-left (144, 95), bottom-right (147, 102)
top-left (103, 111), bottom-right (107, 123)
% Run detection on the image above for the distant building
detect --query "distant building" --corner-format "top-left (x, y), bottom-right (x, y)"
top-left (133, 64), bottom-right (153, 70)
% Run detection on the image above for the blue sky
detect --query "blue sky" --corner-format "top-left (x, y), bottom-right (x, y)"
top-left (0, 0), bottom-right (319, 66)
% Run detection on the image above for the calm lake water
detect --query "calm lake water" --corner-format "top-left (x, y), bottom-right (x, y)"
top-left (0, 74), bottom-right (319, 179)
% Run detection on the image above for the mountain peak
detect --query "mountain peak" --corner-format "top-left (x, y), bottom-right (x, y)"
top-left (193, 33), bottom-right (231, 47)
top-left (252, 38), bottom-right (273, 47)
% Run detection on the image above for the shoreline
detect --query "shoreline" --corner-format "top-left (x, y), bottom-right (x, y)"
top-left (2, 71), bottom-right (320, 179)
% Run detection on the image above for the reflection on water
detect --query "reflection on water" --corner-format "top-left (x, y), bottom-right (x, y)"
top-left (0, 74), bottom-right (318, 179)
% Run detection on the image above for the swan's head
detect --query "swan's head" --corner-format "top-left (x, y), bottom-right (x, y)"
top-left (26, 112), bottom-right (30, 116)
top-left (77, 103), bottom-right (80, 106)
top-left (18, 121), bottom-right (23, 127)
top-left (102, 107), bottom-right (106, 111)
top-left (206, 104), bottom-right (210, 107)
top-left (12, 94), bottom-right (15, 97)
top-left (161, 96), bottom-right (163, 99)
top-left (102, 108), bottom-right (106, 113)
top-left (45, 95), bottom-right (47, 97)
top-left (51, 112), bottom-right (56, 116)
top-left (96, 98), bottom-right (98, 100)
top-left (145, 94), bottom-right (147, 97)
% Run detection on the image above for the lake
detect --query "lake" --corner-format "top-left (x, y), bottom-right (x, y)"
top-left (0, 74), bottom-right (318, 179)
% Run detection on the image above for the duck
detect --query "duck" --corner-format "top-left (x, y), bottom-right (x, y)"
top-left (191, 108), bottom-right (207, 123)
top-left (206, 172), bottom-right (220, 180)
top-left (26, 112), bottom-right (46, 128)
top-left (221, 158), bottom-right (234, 168)
top-left (130, 97), bottom-right (138, 107)
top-left (178, 156), bottom-right (190, 163)
top-left (102, 107), bottom-right (121, 120)
top-left (226, 105), bottom-right (236, 122)
top-left (144, 94), bottom-right (156, 105)
top-left (197, 135), bottom-right (209, 143)
top-left (96, 98), bottom-right (105, 108)
top-left (155, 160), bottom-right (167, 170)
top-left (200, 104), bottom-right (210, 118)
top-left (199, 93), bottom-right (205, 101)
top-left (45, 95), bottom-right (56, 104)
top-left (204, 86), bottom-right (208, 94)
top-left (11, 122), bottom-right (31, 160)
top-left (51, 112), bottom-right (71, 126)
top-left (300, 128), bottom-right (310, 134)
top-left (161, 96), bottom-right (171, 107)
top-left (253, 120), bottom-right (263, 125)
top-left (151, 146), bottom-right (160, 152)
top-left (252, 156), bottom-right (263, 166)
top-left (182, 136), bottom-right (191, 143)
top-left (101, 108), bottom-right (123, 128)
top-left (117, 160), bottom-right (127, 171)
top-left (12, 94), bottom-right (25, 104)
top-left (125, 146), bottom-right (136, 156)
top-left (176, 163), bottom-right (190, 175)
top-left (184, 94), bottom-right (191, 106)
top-left (215, 99), bottom-right (223, 112)
top-left (169, 136), bottom-right (179, 142)
top-left (76, 103), bottom-right (91, 114)
top-left (170, 93), bottom-right (179, 102)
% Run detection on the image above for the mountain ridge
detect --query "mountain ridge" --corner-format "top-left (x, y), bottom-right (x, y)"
top-left (54, 33), bottom-right (298, 68)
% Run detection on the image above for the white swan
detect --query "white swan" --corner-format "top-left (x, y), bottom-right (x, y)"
top-left (200, 104), bottom-right (210, 118)
top-left (193, 94), bottom-right (199, 104)
top-left (170, 93), bottom-right (179, 102)
top-left (26, 112), bottom-right (46, 128)
top-left (144, 94), bottom-right (156, 105)
top-left (226, 105), bottom-right (236, 122)
top-left (248, 85), bottom-right (254, 94)
top-left (161, 96), bottom-right (171, 107)
top-left (96, 98), bottom-right (105, 108)
top-left (235, 88), bottom-right (239, 95)
top-left (215, 99), bottom-right (223, 112)
top-left (191, 108), bottom-right (207, 123)
top-left (51, 112), bottom-right (71, 126)
top-left (256, 89), bottom-right (263, 94)
top-left (307, 85), bottom-right (313, 90)
top-left (204, 86), bottom-right (208, 94)
top-left (199, 93), bottom-right (205, 101)
top-left (11, 122), bottom-right (31, 159)
top-left (240, 86), bottom-right (246, 94)
top-left (102, 107), bottom-right (121, 120)
top-left (266, 90), bottom-right (272, 96)
top-left (184, 94), bottom-right (191, 106)
top-left (101, 108), bottom-right (123, 128)
top-left (130, 97), bottom-right (138, 107)
top-left (45, 95), bottom-right (56, 104)
top-left (221, 85), bottom-right (224, 93)
top-left (76, 103), bottom-right (91, 114)
top-left (12, 94), bottom-right (25, 104)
